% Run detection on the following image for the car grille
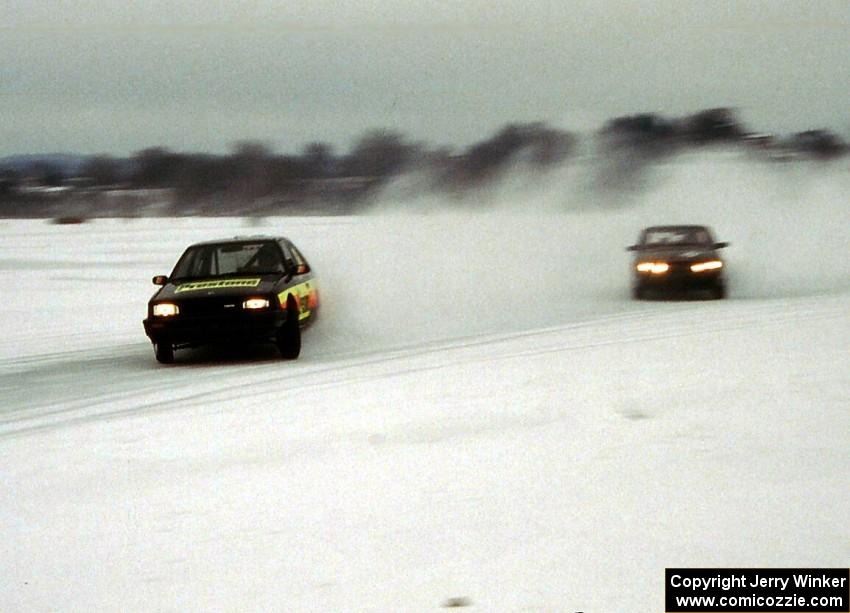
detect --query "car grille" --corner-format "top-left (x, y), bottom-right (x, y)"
top-left (649, 261), bottom-right (721, 280)
top-left (178, 297), bottom-right (244, 317)
top-left (667, 262), bottom-right (691, 276)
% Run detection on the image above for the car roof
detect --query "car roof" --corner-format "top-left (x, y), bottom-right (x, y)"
top-left (642, 225), bottom-right (711, 233)
top-left (186, 235), bottom-right (290, 248)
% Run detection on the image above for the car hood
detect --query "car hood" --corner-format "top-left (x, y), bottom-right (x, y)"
top-left (633, 247), bottom-right (720, 262)
top-left (152, 275), bottom-right (280, 301)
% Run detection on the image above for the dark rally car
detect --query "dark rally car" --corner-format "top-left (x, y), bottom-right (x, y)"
top-left (143, 236), bottom-right (319, 363)
top-left (627, 225), bottom-right (729, 299)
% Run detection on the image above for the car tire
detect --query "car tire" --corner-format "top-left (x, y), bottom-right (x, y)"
top-left (632, 285), bottom-right (646, 300)
top-left (277, 296), bottom-right (301, 360)
top-left (712, 282), bottom-right (727, 300)
top-left (154, 341), bottom-right (174, 364)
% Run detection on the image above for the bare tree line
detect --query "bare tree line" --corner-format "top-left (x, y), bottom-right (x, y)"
top-left (0, 108), bottom-right (846, 218)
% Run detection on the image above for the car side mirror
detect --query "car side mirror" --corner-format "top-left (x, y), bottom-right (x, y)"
top-left (295, 263), bottom-right (310, 275)
top-left (152, 275), bottom-right (168, 286)
top-left (714, 241), bottom-right (729, 249)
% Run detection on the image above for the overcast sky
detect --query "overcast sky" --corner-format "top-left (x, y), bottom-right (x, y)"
top-left (1, 0), bottom-right (848, 156)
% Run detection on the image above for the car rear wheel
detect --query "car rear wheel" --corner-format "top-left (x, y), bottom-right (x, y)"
top-left (276, 297), bottom-right (301, 360)
top-left (154, 340), bottom-right (174, 364)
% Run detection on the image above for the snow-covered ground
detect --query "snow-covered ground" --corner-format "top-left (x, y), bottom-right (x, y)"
top-left (1, 155), bottom-right (848, 611)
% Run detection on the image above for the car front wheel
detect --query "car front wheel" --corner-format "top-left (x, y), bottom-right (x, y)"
top-left (276, 298), bottom-right (301, 360)
top-left (154, 340), bottom-right (174, 364)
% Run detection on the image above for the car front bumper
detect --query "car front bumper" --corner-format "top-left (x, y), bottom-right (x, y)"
top-left (143, 310), bottom-right (289, 348)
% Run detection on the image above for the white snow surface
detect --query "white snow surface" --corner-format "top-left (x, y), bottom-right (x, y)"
top-left (1, 155), bottom-right (849, 611)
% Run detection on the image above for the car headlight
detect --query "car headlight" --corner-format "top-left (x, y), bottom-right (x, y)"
top-left (152, 303), bottom-right (179, 317)
top-left (243, 298), bottom-right (270, 310)
top-left (636, 262), bottom-right (669, 274)
top-left (690, 260), bottom-right (723, 273)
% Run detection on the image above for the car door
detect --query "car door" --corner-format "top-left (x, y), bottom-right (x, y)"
top-left (278, 240), bottom-right (318, 322)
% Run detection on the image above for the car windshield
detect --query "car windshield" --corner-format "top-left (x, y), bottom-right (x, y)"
top-left (642, 228), bottom-right (711, 247)
top-left (170, 241), bottom-right (284, 279)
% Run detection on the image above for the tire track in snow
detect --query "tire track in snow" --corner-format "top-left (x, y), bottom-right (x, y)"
top-left (2, 293), bottom-right (846, 438)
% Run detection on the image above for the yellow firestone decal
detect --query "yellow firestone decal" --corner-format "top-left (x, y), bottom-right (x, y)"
top-left (175, 278), bottom-right (261, 293)
top-left (278, 281), bottom-right (316, 320)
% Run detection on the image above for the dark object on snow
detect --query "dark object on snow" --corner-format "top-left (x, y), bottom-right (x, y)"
top-left (52, 216), bottom-right (87, 225)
